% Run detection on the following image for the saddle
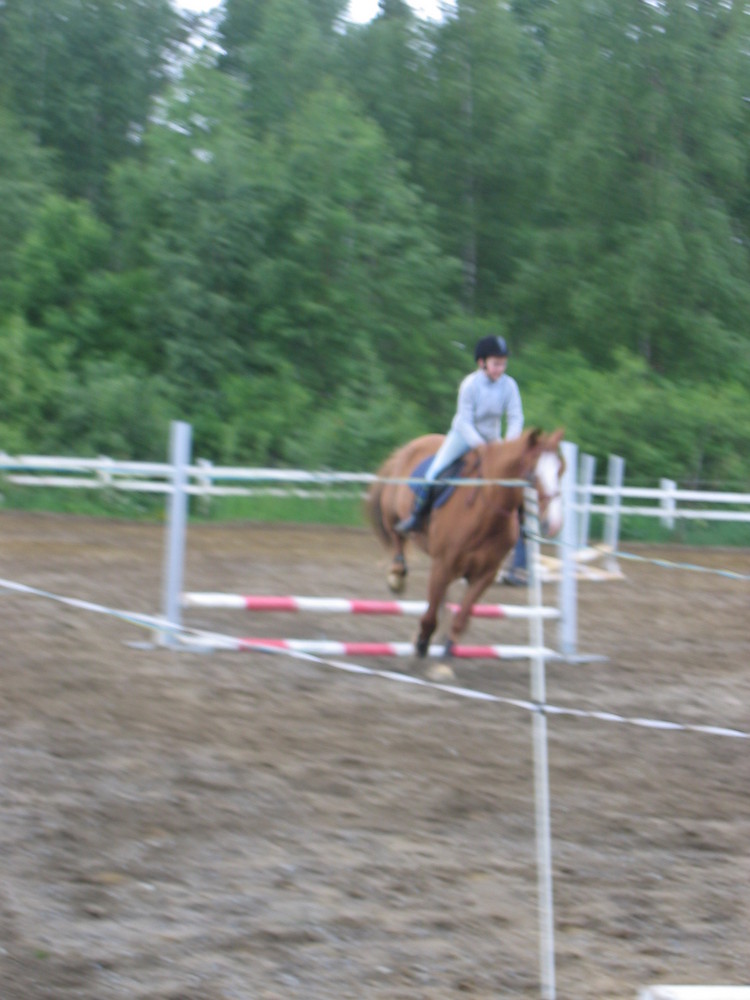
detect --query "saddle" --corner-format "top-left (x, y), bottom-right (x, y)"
top-left (408, 454), bottom-right (467, 510)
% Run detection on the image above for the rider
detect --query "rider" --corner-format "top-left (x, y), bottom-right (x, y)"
top-left (395, 335), bottom-right (526, 560)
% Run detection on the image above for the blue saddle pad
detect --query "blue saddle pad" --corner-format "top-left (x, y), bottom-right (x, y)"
top-left (408, 454), bottom-right (465, 510)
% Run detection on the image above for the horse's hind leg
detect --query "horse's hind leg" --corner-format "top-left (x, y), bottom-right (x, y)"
top-left (386, 534), bottom-right (408, 593)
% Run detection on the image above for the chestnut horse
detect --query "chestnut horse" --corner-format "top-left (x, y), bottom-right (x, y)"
top-left (366, 427), bottom-right (565, 657)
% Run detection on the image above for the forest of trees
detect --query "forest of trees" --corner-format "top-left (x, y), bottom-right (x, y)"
top-left (1, 0), bottom-right (749, 487)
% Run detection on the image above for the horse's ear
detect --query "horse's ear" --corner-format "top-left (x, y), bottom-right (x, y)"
top-left (550, 427), bottom-right (565, 447)
top-left (527, 427), bottom-right (543, 448)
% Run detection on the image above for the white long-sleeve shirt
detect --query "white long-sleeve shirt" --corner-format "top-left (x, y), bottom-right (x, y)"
top-left (450, 369), bottom-right (524, 448)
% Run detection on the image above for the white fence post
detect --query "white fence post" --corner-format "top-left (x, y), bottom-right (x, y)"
top-left (604, 454), bottom-right (625, 573)
top-left (577, 452), bottom-right (596, 550)
top-left (558, 440), bottom-right (579, 659)
top-left (96, 455), bottom-right (114, 490)
top-left (196, 458), bottom-right (214, 516)
top-left (160, 421), bottom-right (192, 648)
top-left (660, 478), bottom-right (677, 531)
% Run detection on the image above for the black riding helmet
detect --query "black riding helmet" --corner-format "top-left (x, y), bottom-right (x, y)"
top-left (474, 335), bottom-right (509, 362)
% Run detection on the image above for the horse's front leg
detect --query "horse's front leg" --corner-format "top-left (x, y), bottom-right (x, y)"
top-left (415, 608), bottom-right (438, 657)
top-left (445, 569), bottom-right (499, 653)
top-left (415, 565), bottom-right (448, 657)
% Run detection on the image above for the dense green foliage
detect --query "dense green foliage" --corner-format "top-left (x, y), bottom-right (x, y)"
top-left (1, 0), bottom-right (749, 489)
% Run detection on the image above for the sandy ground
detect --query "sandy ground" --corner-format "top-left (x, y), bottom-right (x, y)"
top-left (0, 510), bottom-right (748, 1000)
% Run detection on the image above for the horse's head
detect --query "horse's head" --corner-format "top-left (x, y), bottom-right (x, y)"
top-left (527, 427), bottom-right (565, 537)
top-left (479, 427), bottom-right (565, 536)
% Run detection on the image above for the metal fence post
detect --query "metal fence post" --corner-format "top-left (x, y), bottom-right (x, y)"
top-left (160, 421), bottom-right (192, 648)
top-left (558, 440), bottom-right (579, 659)
top-left (603, 454), bottom-right (625, 574)
top-left (577, 452), bottom-right (596, 550)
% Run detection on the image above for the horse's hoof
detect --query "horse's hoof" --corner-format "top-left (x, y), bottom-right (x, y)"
top-left (425, 662), bottom-right (456, 683)
top-left (387, 571), bottom-right (407, 593)
top-left (415, 636), bottom-right (429, 658)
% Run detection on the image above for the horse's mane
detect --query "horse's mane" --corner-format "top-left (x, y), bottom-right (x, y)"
top-left (479, 428), bottom-right (542, 480)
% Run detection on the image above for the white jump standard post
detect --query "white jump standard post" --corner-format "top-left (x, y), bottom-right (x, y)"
top-left (604, 453), bottom-right (625, 574)
top-left (557, 440), bottom-right (579, 659)
top-left (576, 452), bottom-right (597, 550)
top-left (160, 420), bottom-right (192, 648)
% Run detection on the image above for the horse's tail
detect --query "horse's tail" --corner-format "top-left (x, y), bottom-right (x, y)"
top-left (366, 455), bottom-right (396, 548)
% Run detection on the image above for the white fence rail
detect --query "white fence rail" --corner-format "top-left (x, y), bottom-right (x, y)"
top-left (0, 453), bottom-right (372, 496)
top-left (2, 449), bottom-right (749, 529)
top-left (581, 485), bottom-right (750, 522)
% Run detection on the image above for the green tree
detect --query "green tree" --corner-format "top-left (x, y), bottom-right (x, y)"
top-left (340, 0), bottom-right (427, 165)
top-left (13, 195), bottom-right (111, 347)
top-left (0, 111), bottom-right (57, 310)
top-left (110, 64), bottom-right (276, 451)
top-left (507, 0), bottom-right (750, 378)
top-left (109, 58), bottom-right (459, 462)
top-left (220, 0), bottom-right (345, 134)
top-left (410, 0), bottom-right (531, 312)
top-left (515, 346), bottom-right (750, 487)
top-left (255, 82), bottom-right (460, 410)
top-left (0, 0), bottom-right (179, 199)
top-left (0, 311), bottom-right (173, 457)
top-left (0, 0), bottom-right (748, 486)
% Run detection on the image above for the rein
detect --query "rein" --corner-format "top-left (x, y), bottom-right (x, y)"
top-left (462, 441), bottom-right (564, 517)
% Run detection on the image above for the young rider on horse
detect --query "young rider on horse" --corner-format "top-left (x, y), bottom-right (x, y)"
top-left (395, 335), bottom-right (529, 582)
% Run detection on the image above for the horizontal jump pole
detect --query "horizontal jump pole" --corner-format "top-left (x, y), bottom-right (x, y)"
top-left (178, 635), bottom-right (559, 659)
top-left (181, 593), bottom-right (559, 620)
top-left (640, 989), bottom-right (750, 1000)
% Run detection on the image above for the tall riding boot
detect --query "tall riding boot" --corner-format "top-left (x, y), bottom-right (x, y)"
top-left (395, 487), bottom-right (434, 535)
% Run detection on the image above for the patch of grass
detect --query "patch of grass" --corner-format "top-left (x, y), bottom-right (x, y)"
top-left (619, 516), bottom-right (749, 548)
top-left (0, 480), bottom-right (369, 527)
top-left (194, 490), bottom-right (368, 527)
top-left (0, 481), bottom-right (165, 520)
top-left (586, 511), bottom-right (749, 548)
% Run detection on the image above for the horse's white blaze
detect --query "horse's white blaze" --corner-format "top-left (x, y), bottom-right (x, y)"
top-left (535, 451), bottom-right (563, 537)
